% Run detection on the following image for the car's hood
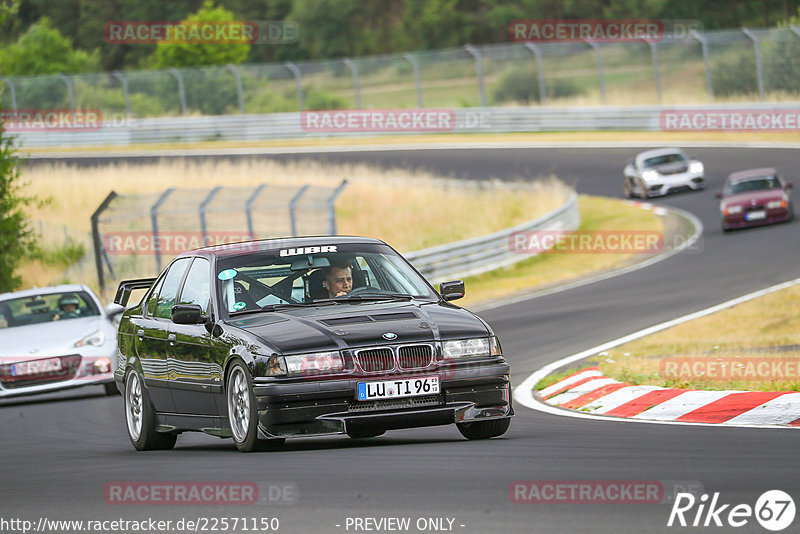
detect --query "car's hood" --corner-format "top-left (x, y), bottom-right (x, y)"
top-left (225, 301), bottom-right (490, 354)
top-left (0, 316), bottom-right (107, 358)
top-left (649, 161), bottom-right (689, 175)
top-left (722, 189), bottom-right (787, 207)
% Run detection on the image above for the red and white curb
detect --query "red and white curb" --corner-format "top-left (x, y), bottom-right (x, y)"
top-left (514, 276), bottom-right (800, 428)
top-left (539, 367), bottom-right (800, 426)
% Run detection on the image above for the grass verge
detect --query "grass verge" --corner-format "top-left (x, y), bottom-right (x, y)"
top-left (597, 283), bottom-right (800, 391)
top-left (20, 130), bottom-right (800, 154)
top-left (457, 196), bottom-right (663, 308)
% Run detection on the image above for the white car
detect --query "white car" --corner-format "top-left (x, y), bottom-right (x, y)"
top-left (0, 284), bottom-right (123, 398)
top-left (623, 148), bottom-right (705, 198)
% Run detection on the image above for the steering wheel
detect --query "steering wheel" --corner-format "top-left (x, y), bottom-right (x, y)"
top-left (346, 285), bottom-right (385, 296)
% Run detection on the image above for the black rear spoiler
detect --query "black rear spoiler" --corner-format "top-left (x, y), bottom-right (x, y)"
top-left (114, 278), bottom-right (156, 306)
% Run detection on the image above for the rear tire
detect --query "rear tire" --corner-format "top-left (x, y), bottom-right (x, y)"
top-left (124, 369), bottom-right (177, 451)
top-left (226, 361), bottom-right (285, 452)
top-left (456, 418), bottom-right (511, 440)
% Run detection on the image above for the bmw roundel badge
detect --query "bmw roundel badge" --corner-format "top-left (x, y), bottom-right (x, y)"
top-left (382, 332), bottom-right (398, 341)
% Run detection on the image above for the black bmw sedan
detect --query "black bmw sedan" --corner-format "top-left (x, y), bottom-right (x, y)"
top-left (114, 236), bottom-right (512, 452)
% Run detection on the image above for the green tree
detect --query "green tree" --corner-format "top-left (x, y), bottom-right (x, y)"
top-left (0, 123), bottom-right (35, 292)
top-left (145, 1), bottom-right (250, 69)
top-left (0, 17), bottom-right (100, 75)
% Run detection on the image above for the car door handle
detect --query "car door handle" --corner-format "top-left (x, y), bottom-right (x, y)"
top-left (137, 329), bottom-right (144, 338)
top-left (168, 334), bottom-right (176, 345)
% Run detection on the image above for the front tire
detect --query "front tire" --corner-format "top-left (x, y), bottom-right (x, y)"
top-left (623, 178), bottom-right (633, 198)
top-left (226, 361), bottom-right (285, 452)
top-left (124, 369), bottom-right (177, 451)
top-left (456, 418), bottom-right (511, 440)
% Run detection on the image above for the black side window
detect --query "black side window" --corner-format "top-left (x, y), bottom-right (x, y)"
top-left (155, 258), bottom-right (192, 319)
top-left (178, 258), bottom-right (211, 314)
top-left (145, 276), bottom-right (165, 317)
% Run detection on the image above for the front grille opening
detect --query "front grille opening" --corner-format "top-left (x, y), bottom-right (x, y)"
top-left (349, 394), bottom-right (443, 412)
top-left (398, 344), bottom-right (433, 369)
top-left (356, 348), bottom-right (395, 373)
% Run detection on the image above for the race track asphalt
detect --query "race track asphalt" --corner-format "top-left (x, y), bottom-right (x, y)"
top-left (5, 146), bottom-right (800, 533)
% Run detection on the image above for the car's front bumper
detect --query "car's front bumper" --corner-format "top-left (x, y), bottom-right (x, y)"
top-left (722, 206), bottom-right (792, 229)
top-left (252, 361), bottom-right (513, 438)
top-left (643, 173), bottom-right (705, 197)
top-left (0, 354), bottom-right (115, 398)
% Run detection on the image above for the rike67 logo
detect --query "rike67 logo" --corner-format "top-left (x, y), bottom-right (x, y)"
top-left (668, 490), bottom-right (795, 531)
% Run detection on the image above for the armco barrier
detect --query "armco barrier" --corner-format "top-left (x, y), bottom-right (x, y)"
top-left (14, 103), bottom-right (800, 148)
top-left (407, 192), bottom-right (579, 284)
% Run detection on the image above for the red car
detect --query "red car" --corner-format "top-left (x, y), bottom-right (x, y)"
top-left (716, 168), bottom-right (794, 232)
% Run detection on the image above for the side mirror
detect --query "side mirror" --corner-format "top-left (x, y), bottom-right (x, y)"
top-left (172, 304), bottom-right (203, 325)
top-left (105, 303), bottom-right (125, 319)
top-left (439, 280), bottom-right (465, 302)
top-left (714, 191), bottom-right (722, 199)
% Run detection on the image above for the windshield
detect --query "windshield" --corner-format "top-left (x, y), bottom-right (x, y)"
top-left (215, 243), bottom-right (437, 315)
top-left (643, 153), bottom-right (686, 168)
top-left (726, 175), bottom-right (781, 195)
top-left (0, 291), bottom-right (100, 329)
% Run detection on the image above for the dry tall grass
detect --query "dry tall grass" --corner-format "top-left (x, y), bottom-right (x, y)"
top-left (17, 159), bottom-right (571, 288)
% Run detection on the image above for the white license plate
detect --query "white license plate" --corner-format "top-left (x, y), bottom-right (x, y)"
top-left (357, 376), bottom-right (439, 401)
top-left (11, 357), bottom-right (62, 377)
top-left (745, 210), bottom-right (766, 221)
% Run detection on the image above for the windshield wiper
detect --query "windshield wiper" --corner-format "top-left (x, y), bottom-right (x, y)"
top-left (316, 293), bottom-right (415, 304)
top-left (229, 301), bottom-right (337, 316)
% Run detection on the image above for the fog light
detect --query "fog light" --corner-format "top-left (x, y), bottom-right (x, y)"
top-left (93, 357), bottom-right (111, 374)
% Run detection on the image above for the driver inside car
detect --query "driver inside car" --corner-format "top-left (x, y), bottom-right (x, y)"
top-left (322, 260), bottom-right (353, 298)
top-left (52, 294), bottom-right (82, 321)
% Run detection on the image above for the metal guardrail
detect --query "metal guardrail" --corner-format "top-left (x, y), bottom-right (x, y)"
top-left (14, 102), bottom-right (800, 148)
top-left (407, 192), bottom-right (579, 284)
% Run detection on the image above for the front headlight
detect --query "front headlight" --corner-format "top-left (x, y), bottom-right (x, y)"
top-left (442, 338), bottom-right (491, 360)
top-left (641, 169), bottom-right (659, 182)
top-left (283, 351), bottom-right (344, 376)
top-left (723, 205), bottom-right (742, 215)
top-left (767, 200), bottom-right (787, 209)
top-left (75, 330), bottom-right (106, 347)
top-left (689, 161), bottom-right (704, 174)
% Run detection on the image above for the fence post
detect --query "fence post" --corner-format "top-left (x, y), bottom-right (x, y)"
top-left (245, 184), bottom-right (267, 238)
top-left (226, 64), bottom-right (245, 113)
top-left (1, 77), bottom-right (17, 109)
top-left (57, 73), bottom-right (76, 110)
top-left (284, 62), bottom-right (304, 111)
top-left (403, 53), bottom-right (423, 107)
top-left (464, 45), bottom-right (487, 107)
top-left (690, 30), bottom-right (713, 101)
top-left (643, 40), bottom-right (662, 103)
top-left (168, 68), bottom-right (188, 115)
top-left (523, 43), bottom-right (547, 104)
top-left (112, 70), bottom-right (131, 117)
top-left (584, 41), bottom-right (606, 103)
top-left (741, 28), bottom-right (765, 101)
top-left (289, 185), bottom-right (310, 237)
top-left (199, 186), bottom-right (222, 245)
top-left (342, 58), bottom-right (362, 108)
top-left (150, 188), bottom-right (175, 272)
top-left (91, 191), bottom-right (118, 293)
top-left (327, 180), bottom-right (348, 234)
